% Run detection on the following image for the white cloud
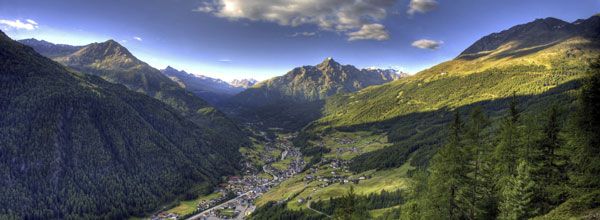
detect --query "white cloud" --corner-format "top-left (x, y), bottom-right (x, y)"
top-left (218, 59), bottom-right (232, 62)
top-left (407, 0), bottom-right (438, 15)
top-left (291, 32), bottom-right (316, 37)
top-left (193, 2), bottom-right (216, 12)
top-left (411, 39), bottom-right (443, 50)
top-left (195, 0), bottom-right (397, 41)
top-left (133, 36), bottom-right (142, 41)
top-left (347, 24), bottom-right (389, 41)
top-left (0, 19), bottom-right (39, 30)
top-left (25, 19), bottom-right (38, 25)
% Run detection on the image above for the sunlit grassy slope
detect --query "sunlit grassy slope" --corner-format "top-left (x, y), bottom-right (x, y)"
top-left (253, 15), bottom-right (600, 219)
top-left (313, 37), bottom-right (598, 130)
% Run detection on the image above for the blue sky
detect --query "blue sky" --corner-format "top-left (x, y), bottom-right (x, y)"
top-left (0, 0), bottom-right (598, 81)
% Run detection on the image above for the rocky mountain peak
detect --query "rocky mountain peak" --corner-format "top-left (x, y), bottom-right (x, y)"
top-left (317, 57), bottom-right (342, 70)
top-left (65, 39), bottom-right (141, 69)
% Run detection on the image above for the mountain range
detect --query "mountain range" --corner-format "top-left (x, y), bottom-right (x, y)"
top-left (226, 57), bottom-right (406, 129)
top-left (19, 38), bottom-right (247, 146)
top-left (160, 66), bottom-right (251, 104)
top-left (304, 14), bottom-right (600, 171)
top-left (17, 38), bottom-right (83, 58)
top-left (230, 78), bottom-right (258, 88)
top-left (0, 30), bottom-right (240, 219)
top-left (20, 38), bottom-right (260, 105)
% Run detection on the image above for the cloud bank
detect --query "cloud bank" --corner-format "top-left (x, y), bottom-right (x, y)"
top-left (411, 39), bottom-right (443, 50)
top-left (195, 0), bottom-right (398, 41)
top-left (0, 19), bottom-right (39, 30)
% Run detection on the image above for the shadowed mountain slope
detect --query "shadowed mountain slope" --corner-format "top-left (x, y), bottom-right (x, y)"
top-left (1, 31), bottom-right (239, 219)
top-left (21, 38), bottom-right (248, 148)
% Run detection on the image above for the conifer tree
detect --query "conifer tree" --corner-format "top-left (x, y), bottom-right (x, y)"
top-left (568, 58), bottom-right (600, 193)
top-left (530, 106), bottom-right (565, 211)
top-left (493, 95), bottom-right (523, 192)
top-left (499, 160), bottom-right (537, 220)
top-left (463, 107), bottom-right (496, 219)
top-left (426, 111), bottom-right (469, 219)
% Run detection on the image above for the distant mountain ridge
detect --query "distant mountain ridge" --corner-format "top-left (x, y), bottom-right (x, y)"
top-left (17, 38), bottom-right (83, 58)
top-left (226, 57), bottom-right (405, 129)
top-left (161, 66), bottom-right (245, 104)
top-left (230, 78), bottom-right (258, 88)
top-left (234, 57), bottom-right (403, 104)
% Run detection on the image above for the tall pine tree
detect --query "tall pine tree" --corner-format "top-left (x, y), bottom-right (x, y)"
top-left (493, 95), bottom-right (524, 194)
top-left (498, 160), bottom-right (538, 220)
top-left (426, 111), bottom-right (469, 219)
top-left (464, 107), bottom-right (496, 219)
top-left (530, 106), bottom-right (566, 212)
top-left (568, 58), bottom-right (600, 194)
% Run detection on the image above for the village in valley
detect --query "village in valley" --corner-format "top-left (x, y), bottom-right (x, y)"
top-left (152, 128), bottom-right (385, 220)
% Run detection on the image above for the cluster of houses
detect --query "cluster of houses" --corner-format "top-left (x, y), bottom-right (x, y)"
top-left (220, 175), bottom-right (274, 197)
top-left (197, 192), bottom-right (232, 211)
top-left (302, 158), bottom-right (372, 188)
top-left (153, 132), bottom-right (307, 220)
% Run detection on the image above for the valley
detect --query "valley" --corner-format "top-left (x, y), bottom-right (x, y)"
top-left (1, 4), bottom-right (599, 220)
top-left (152, 129), bottom-right (306, 220)
top-left (148, 127), bottom-right (411, 220)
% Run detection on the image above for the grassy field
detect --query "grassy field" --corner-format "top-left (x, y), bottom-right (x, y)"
top-left (164, 192), bottom-right (221, 216)
top-left (311, 131), bottom-right (391, 160)
top-left (256, 157), bottom-right (414, 210)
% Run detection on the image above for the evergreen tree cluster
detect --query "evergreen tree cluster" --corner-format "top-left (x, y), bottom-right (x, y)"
top-left (414, 59), bottom-right (600, 219)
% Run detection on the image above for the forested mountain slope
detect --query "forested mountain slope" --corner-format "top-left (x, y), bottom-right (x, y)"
top-left (21, 38), bottom-right (247, 149)
top-left (297, 14), bottom-right (599, 180)
top-left (312, 15), bottom-right (599, 130)
top-left (226, 58), bottom-right (405, 129)
top-left (0, 31), bottom-right (239, 219)
top-left (250, 14), bottom-right (600, 220)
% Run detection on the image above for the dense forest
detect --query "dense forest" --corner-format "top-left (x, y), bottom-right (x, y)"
top-left (408, 60), bottom-right (600, 219)
top-left (21, 38), bottom-right (249, 153)
top-left (0, 31), bottom-right (239, 219)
